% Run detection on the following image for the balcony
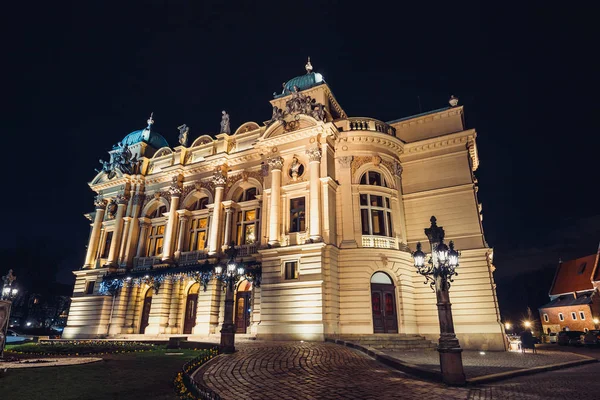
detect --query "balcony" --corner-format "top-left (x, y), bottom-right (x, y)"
top-left (235, 243), bottom-right (258, 257)
top-left (178, 250), bottom-right (209, 266)
top-left (133, 256), bottom-right (163, 270)
top-left (361, 235), bottom-right (398, 250)
top-left (341, 118), bottom-right (396, 137)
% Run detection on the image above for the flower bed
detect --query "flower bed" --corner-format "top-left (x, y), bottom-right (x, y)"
top-left (8, 340), bottom-right (155, 356)
top-left (173, 346), bottom-right (220, 400)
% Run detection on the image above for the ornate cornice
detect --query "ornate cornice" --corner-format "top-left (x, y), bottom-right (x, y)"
top-left (336, 132), bottom-right (404, 153)
top-left (403, 129), bottom-right (478, 172)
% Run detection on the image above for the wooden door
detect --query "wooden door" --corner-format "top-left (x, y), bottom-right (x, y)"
top-left (183, 293), bottom-right (198, 334)
top-left (371, 283), bottom-right (398, 333)
top-left (235, 291), bottom-right (252, 333)
top-left (140, 293), bottom-right (152, 334)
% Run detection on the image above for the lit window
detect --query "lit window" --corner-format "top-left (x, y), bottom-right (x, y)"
top-left (85, 281), bottom-right (95, 295)
top-left (579, 312), bottom-right (585, 320)
top-left (559, 313), bottom-right (564, 321)
top-left (284, 261), bottom-right (299, 280)
top-left (571, 312), bottom-right (577, 320)
top-left (360, 171), bottom-right (387, 187)
top-left (289, 197), bottom-right (306, 233)
top-left (188, 218), bottom-right (208, 251)
top-left (236, 209), bottom-right (260, 245)
top-left (360, 194), bottom-right (393, 237)
top-left (147, 225), bottom-right (165, 257)
top-left (543, 314), bottom-right (549, 322)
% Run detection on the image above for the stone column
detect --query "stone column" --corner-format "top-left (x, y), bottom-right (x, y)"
top-left (208, 170), bottom-right (227, 255)
top-left (84, 196), bottom-right (107, 267)
top-left (337, 156), bottom-right (357, 248)
top-left (175, 211), bottom-right (190, 260)
top-left (222, 206), bottom-right (234, 250)
top-left (306, 148), bottom-right (322, 241)
top-left (118, 217), bottom-right (132, 264)
top-left (122, 281), bottom-right (135, 332)
top-left (108, 284), bottom-right (129, 335)
top-left (124, 191), bottom-right (145, 267)
top-left (162, 176), bottom-right (182, 263)
top-left (107, 193), bottom-right (129, 266)
top-left (136, 218), bottom-right (151, 258)
top-left (268, 156), bottom-right (283, 246)
top-left (145, 279), bottom-right (173, 335)
top-left (168, 279), bottom-right (183, 333)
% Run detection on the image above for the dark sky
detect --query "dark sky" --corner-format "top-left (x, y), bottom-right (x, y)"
top-left (3, 2), bottom-right (597, 314)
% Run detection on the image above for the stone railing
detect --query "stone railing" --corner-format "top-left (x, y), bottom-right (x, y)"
top-left (236, 243), bottom-right (258, 257)
top-left (344, 118), bottom-right (396, 137)
top-left (361, 235), bottom-right (398, 250)
top-left (133, 256), bottom-right (162, 269)
top-left (178, 250), bottom-right (209, 266)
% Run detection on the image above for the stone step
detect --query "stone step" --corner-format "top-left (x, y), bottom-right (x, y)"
top-left (332, 334), bottom-right (437, 350)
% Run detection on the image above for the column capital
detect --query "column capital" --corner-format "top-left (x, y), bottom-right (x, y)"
top-left (168, 175), bottom-right (183, 197)
top-left (337, 156), bottom-right (353, 168)
top-left (116, 193), bottom-right (129, 205)
top-left (267, 156), bottom-right (284, 171)
top-left (212, 169), bottom-right (227, 187)
top-left (94, 195), bottom-right (107, 209)
top-left (306, 147), bottom-right (322, 162)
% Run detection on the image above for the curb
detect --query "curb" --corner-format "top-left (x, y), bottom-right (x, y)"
top-left (465, 356), bottom-right (598, 385)
top-left (325, 338), bottom-right (443, 382)
top-left (325, 338), bottom-right (598, 386)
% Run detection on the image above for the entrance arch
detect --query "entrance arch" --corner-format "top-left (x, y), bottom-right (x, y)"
top-left (235, 280), bottom-right (252, 333)
top-left (139, 289), bottom-right (153, 334)
top-left (370, 272), bottom-right (398, 333)
top-left (183, 283), bottom-right (200, 334)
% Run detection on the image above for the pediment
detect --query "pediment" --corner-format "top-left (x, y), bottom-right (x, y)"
top-left (262, 114), bottom-right (319, 140)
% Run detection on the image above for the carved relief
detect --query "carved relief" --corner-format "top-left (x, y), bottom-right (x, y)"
top-left (350, 156), bottom-right (371, 177)
top-left (372, 155), bottom-right (381, 166)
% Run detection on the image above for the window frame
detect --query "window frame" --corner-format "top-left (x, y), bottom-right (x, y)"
top-left (289, 196), bottom-right (306, 233)
top-left (579, 311), bottom-right (586, 320)
top-left (188, 216), bottom-right (209, 251)
top-left (100, 231), bottom-right (113, 258)
top-left (543, 313), bottom-right (549, 322)
top-left (571, 312), bottom-right (577, 321)
top-left (359, 171), bottom-right (387, 187)
top-left (558, 313), bottom-right (564, 321)
top-left (284, 260), bottom-right (299, 280)
top-left (359, 193), bottom-right (393, 237)
top-left (147, 223), bottom-right (166, 257)
top-left (85, 281), bottom-right (95, 295)
top-left (236, 208), bottom-right (260, 246)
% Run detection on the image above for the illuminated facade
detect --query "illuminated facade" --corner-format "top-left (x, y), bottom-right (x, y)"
top-left (63, 61), bottom-right (504, 350)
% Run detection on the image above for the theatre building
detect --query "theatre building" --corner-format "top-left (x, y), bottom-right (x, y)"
top-left (63, 61), bottom-right (504, 350)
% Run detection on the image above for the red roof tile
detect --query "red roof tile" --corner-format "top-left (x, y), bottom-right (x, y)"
top-left (550, 254), bottom-right (597, 295)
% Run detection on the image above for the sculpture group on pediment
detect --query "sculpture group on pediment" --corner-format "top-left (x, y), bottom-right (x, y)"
top-left (267, 86), bottom-right (327, 128)
top-left (97, 142), bottom-right (140, 179)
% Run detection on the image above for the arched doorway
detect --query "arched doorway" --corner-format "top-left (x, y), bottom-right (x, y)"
top-left (139, 289), bottom-right (153, 334)
top-left (371, 272), bottom-right (398, 333)
top-left (183, 283), bottom-right (200, 334)
top-left (235, 280), bottom-right (252, 333)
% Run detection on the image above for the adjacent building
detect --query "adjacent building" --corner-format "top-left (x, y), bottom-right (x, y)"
top-left (539, 250), bottom-right (600, 333)
top-left (63, 60), bottom-right (504, 350)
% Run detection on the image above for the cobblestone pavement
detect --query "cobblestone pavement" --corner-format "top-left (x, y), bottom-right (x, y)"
top-left (467, 362), bottom-right (600, 399)
top-left (196, 342), bottom-right (469, 400)
top-left (383, 348), bottom-right (587, 378)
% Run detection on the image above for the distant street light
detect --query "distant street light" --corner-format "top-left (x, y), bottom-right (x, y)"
top-left (524, 321), bottom-right (532, 328)
top-left (1, 269), bottom-right (19, 359)
top-left (412, 216), bottom-right (465, 386)
top-left (505, 322), bottom-right (512, 331)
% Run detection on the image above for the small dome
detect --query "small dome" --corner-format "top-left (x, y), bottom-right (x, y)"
top-left (276, 72), bottom-right (325, 98)
top-left (117, 128), bottom-right (169, 150)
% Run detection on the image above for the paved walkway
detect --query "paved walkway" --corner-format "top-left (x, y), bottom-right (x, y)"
top-left (196, 342), bottom-right (469, 400)
top-left (383, 348), bottom-right (587, 378)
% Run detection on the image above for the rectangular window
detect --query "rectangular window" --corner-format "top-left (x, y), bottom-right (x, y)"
top-left (579, 312), bottom-right (585, 320)
top-left (360, 194), bottom-right (368, 206)
top-left (371, 210), bottom-right (385, 235)
top-left (571, 312), bottom-right (577, 320)
top-left (370, 195), bottom-right (383, 207)
top-left (289, 197), bottom-right (306, 233)
top-left (101, 231), bottom-right (113, 258)
top-left (361, 209), bottom-right (370, 235)
top-left (85, 281), bottom-right (95, 295)
top-left (284, 261), bottom-right (298, 280)
top-left (558, 313), bottom-right (564, 321)
top-left (543, 314), bottom-right (549, 322)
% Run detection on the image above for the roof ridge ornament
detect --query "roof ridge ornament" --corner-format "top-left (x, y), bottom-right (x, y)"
top-left (449, 95), bottom-right (459, 107)
top-left (305, 56), bottom-right (313, 74)
top-left (146, 112), bottom-right (155, 130)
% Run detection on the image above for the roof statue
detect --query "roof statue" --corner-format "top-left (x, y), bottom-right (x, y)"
top-left (178, 124), bottom-right (189, 146)
top-left (220, 110), bottom-right (231, 134)
top-left (97, 141), bottom-right (140, 178)
top-left (449, 95), bottom-right (459, 107)
top-left (2, 269), bottom-right (16, 287)
top-left (142, 112), bottom-right (155, 142)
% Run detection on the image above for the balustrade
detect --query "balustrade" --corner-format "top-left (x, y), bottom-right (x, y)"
top-left (347, 118), bottom-right (396, 136)
top-left (361, 235), bottom-right (398, 249)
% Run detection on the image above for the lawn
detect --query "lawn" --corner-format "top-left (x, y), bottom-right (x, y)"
top-left (0, 349), bottom-right (201, 400)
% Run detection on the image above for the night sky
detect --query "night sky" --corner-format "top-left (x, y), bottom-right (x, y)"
top-left (4, 2), bottom-right (597, 319)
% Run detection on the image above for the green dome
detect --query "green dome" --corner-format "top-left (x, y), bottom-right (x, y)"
top-left (275, 72), bottom-right (325, 98)
top-left (116, 128), bottom-right (169, 150)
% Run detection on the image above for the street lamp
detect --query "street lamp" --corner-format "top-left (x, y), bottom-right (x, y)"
top-left (505, 322), bottom-right (512, 331)
top-left (524, 321), bottom-right (532, 328)
top-left (214, 243), bottom-right (245, 354)
top-left (412, 216), bottom-right (465, 386)
top-left (593, 318), bottom-right (599, 330)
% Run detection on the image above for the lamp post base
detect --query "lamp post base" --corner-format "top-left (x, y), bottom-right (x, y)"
top-left (438, 347), bottom-right (466, 386)
top-left (220, 322), bottom-right (236, 354)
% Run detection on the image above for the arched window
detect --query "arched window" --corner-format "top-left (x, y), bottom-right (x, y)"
top-left (360, 171), bottom-right (387, 187)
top-left (148, 205), bottom-right (167, 219)
top-left (371, 272), bottom-right (393, 284)
top-left (360, 194), bottom-right (393, 237)
top-left (188, 197), bottom-right (209, 211)
top-left (235, 187), bottom-right (258, 202)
